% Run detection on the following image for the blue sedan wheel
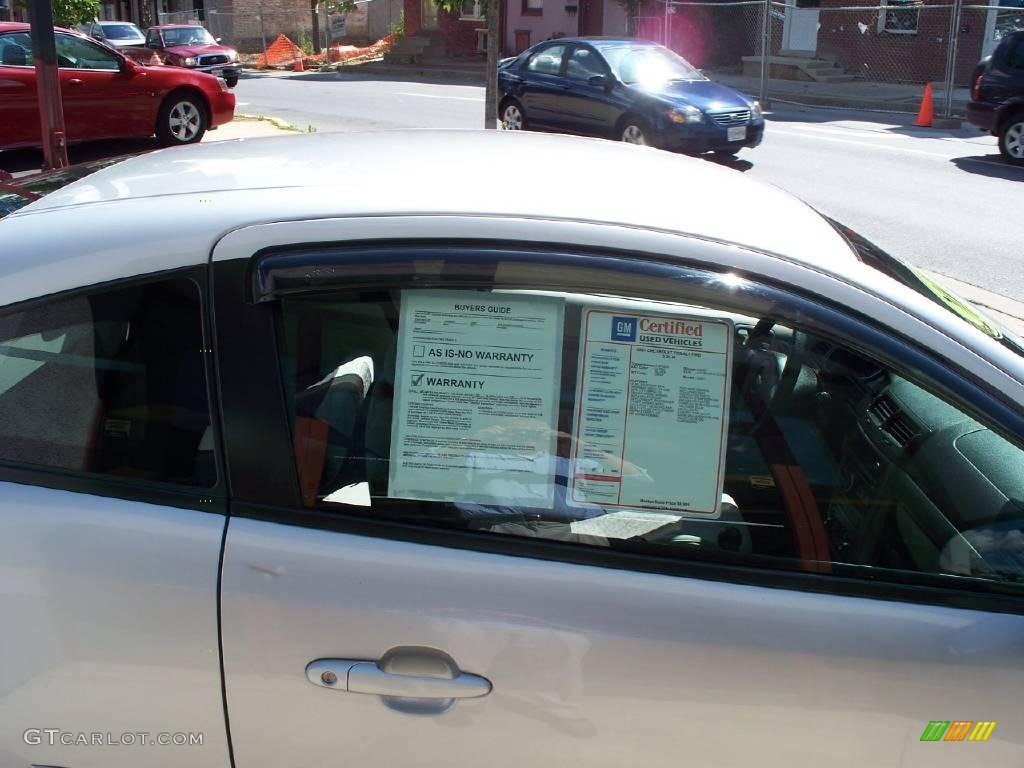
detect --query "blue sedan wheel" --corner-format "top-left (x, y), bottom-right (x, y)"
top-left (501, 101), bottom-right (526, 131)
top-left (621, 122), bottom-right (649, 146)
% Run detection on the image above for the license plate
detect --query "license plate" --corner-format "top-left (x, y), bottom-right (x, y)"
top-left (727, 126), bottom-right (747, 142)
top-left (211, 68), bottom-right (223, 77)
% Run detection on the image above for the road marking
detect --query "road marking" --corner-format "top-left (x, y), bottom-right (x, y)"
top-left (395, 91), bottom-right (483, 102)
top-left (791, 124), bottom-right (910, 140)
top-left (236, 102), bottom-right (250, 105)
top-left (768, 126), bottom-right (950, 157)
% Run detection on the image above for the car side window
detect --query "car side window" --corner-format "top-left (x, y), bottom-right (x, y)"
top-left (272, 276), bottom-right (1024, 597)
top-left (146, 29), bottom-right (161, 48)
top-left (566, 47), bottom-right (606, 81)
top-left (0, 32), bottom-right (32, 67)
top-left (526, 45), bottom-right (566, 76)
top-left (1008, 37), bottom-right (1024, 70)
top-left (0, 278), bottom-right (215, 487)
top-left (56, 34), bottom-right (120, 70)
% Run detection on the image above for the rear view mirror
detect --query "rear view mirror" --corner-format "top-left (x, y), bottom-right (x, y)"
top-left (588, 74), bottom-right (611, 89)
top-left (216, 37), bottom-right (223, 43)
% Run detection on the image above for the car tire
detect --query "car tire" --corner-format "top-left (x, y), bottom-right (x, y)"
top-left (713, 148), bottom-right (740, 158)
top-left (156, 93), bottom-right (208, 146)
top-left (620, 119), bottom-right (651, 146)
top-left (998, 113), bottom-right (1024, 166)
top-left (500, 99), bottom-right (526, 131)
top-left (225, 75), bottom-right (239, 88)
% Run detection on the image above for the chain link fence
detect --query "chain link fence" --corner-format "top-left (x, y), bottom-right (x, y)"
top-left (634, 0), bottom-right (1023, 117)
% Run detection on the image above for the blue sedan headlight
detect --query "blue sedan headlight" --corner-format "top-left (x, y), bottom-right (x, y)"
top-left (667, 105), bottom-right (704, 124)
top-left (752, 100), bottom-right (763, 118)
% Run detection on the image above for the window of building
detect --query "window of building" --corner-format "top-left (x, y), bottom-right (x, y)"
top-left (523, 0), bottom-right (543, 16)
top-left (879, 0), bottom-right (920, 34)
top-left (460, 0), bottom-right (483, 19)
top-left (273, 280), bottom-right (1024, 597)
top-left (0, 278), bottom-right (216, 487)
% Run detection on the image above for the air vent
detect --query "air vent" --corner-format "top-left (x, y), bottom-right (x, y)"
top-left (869, 394), bottom-right (920, 447)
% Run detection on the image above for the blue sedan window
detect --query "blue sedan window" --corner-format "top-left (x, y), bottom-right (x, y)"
top-left (566, 48), bottom-right (606, 81)
top-left (527, 45), bottom-right (566, 75)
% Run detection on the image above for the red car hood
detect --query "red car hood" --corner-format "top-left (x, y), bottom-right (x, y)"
top-left (163, 43), bottom-right (233, 57)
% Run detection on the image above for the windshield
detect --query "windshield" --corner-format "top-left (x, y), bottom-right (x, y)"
top-left (101, 24), bottom-right (143, 39)
top-left (836, 222), bottom-right (1024, 358)
top-left (161, 26), bottom-right (217, 46)
top-left (598, 45), bottom-right (705, 86)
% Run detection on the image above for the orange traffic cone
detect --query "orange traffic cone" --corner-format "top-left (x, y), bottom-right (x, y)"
top-left (294, 55), bottom-right (305, 73)
top-left (914, 83), bottom-right (933, 127)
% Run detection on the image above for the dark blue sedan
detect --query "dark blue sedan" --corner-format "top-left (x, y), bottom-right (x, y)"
top-left (498, 37), bottom-right (765, 155)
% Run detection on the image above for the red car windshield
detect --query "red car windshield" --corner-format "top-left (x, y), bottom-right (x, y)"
top-left (160, 26), bottom-right (216, 46)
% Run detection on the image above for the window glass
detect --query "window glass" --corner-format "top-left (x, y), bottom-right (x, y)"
top-left (161, 26), bottom-right (217, 46)
top-left (882, 0), bottom-right (919, 33)
top-left (566, 47), bottom-right (606, 81)
top-left (599, 44), bottom-right (704, 85)
top-left (527, 45), bottom-right (565, 75)
top-left (275, 285), bottom-right (1024, 595)
top-left (0, 279), bottom-right (215, 487)
top-left (525, 0), bottom-right (544, 9)
top-left (56, 34), bottom-right (120, 70)
top-left (1008, 37), bottom-right (1024, 69)
top-left (0, 32), bottom-right (33, 66)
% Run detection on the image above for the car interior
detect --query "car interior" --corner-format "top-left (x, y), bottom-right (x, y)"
top-left (276, 287), bottom-right (1024, 590)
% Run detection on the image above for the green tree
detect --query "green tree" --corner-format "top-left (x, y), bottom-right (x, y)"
top-left (15, 0), bottom-right (100, 27)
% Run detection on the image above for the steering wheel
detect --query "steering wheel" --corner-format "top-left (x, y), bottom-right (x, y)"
top-left (741, 319), bottom-right (809, 429)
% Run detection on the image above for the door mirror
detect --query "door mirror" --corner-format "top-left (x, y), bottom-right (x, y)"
top-left (588, 73), bottom-right (612, 90)
top-left (216, 37), bottom-right (223, 43)
top-left (120, 55), bottom-right (141, 74)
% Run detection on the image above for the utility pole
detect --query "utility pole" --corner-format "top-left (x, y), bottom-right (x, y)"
top-left (484, 0), bottom-right (498, 128)
top-left (29, 0), bottom-right (69, 169)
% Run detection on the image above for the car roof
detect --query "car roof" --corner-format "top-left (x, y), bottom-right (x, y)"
top-left (151, 23), bottom-right (207, 29)
top-left (0, 21), bottom-right (74, 34)
top-left (542, 37), bottom-right (658, 46)
top-left (95, 20), bottom-right (140, 26)
top-left (8, 129), bottom-right (855, 268)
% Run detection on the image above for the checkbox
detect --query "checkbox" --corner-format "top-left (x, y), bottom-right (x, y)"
top-left (411, 373), bottom-right (425, 386)
top-left (413, 345), bottom-right (425, 358)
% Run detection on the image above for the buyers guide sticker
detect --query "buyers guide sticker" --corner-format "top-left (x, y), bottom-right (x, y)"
top-left (570, 309), bottom-right (732, 516)
top-left (389, 290), bottom-right (564, 507)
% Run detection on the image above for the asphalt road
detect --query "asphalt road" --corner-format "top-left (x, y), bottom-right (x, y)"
top-left (232, 70), bottom-right (1023, 305)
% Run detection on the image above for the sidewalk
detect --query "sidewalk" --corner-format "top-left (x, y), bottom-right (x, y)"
top-left (203, 114), bottom-right (300, 141)
top-left (711, 72), bottom-right (970, 117)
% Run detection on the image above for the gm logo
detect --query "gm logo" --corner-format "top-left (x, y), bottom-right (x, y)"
top-left (611, 316), bottom-right (637, 342)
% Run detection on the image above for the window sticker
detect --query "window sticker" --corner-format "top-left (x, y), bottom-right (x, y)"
top-left (570, 309), bottom-right (733, 516)
top-left (389, 290), bottom-right (564, 507)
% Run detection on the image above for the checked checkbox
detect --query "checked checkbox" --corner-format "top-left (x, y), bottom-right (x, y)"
top-left (411, 373), bottom-right (425, 386)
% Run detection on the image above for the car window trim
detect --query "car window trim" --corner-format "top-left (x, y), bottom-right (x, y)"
top-left (0, 265), bottom-right (228, 504)
top-left (215, 242), bottom-right (1024, 614)
top-left (566, 43), bottom-right (608, 81)
top-left (55, 32), bottom-right (121, 71)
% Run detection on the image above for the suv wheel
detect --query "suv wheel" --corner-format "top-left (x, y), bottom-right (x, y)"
top-left (998, 114), bottom-right (1024, 166)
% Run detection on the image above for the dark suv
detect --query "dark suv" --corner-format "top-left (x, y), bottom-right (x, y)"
top-left (967, 30), bottom-right (1024, 165)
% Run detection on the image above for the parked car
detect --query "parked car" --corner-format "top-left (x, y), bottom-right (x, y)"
top-left (967, 29), bottom-right (1024, 165)
top-left (78, 19), bottom-right (146, 49)
top-left (2, 131), bottom-right (1023, 768)
top-left (0, 22), bottom-right (235, 149)
top-left (123, 23), bottom-right (241, 87)
top-left (498, 38), bottom-right (765, 155)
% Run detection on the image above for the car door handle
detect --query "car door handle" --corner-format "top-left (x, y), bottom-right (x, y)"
top-left (306, 648), bottom-right (491, 703)
top-left (68, 78), bottom-right (83, 85)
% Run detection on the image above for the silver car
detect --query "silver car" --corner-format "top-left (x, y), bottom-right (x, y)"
top-left (79, 20), bottom-right (146, 49)
top-left (1, 131), bottom-right (1022, 768)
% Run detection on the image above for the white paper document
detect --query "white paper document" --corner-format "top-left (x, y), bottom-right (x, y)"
top-left (570, 309), bottom-right (733, 516)
top-left (389, 290), bottom-right (564, 507)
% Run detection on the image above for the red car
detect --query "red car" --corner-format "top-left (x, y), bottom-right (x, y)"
top-left (126, 24), bottom-right (242, 88)
top-left (0, 22), bottom-right (235, 150)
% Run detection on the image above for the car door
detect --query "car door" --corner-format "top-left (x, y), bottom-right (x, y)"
top-left (0, 30), bottom-right (39, 149)
top-left (215, 218), bottom-right (1024, 768)
top-left (518, 43), bottom-right (570, 131)
top-left (560, 44), bottom-right (624, 137)
top-left (0, 270), bottom-right (230, 768)
top-left (55, 32), bottom-right (152, 141)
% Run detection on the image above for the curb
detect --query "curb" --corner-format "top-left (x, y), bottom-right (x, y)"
top-left (234, 113), bottom-right (302, 132)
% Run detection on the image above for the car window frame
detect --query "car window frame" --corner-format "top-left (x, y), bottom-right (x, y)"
top-left (525, 43), bottom-right (569, 77)
top-left (55, 32), bottom-right (122, 71)
top-left (0, 267), bottom-right (227, 513)
top-left (213, 241), bottom-right (1024, 616)
top-left (0, 31), bottom-right (33, 68)
top-left (565, 43), bottom-right (610, 82)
